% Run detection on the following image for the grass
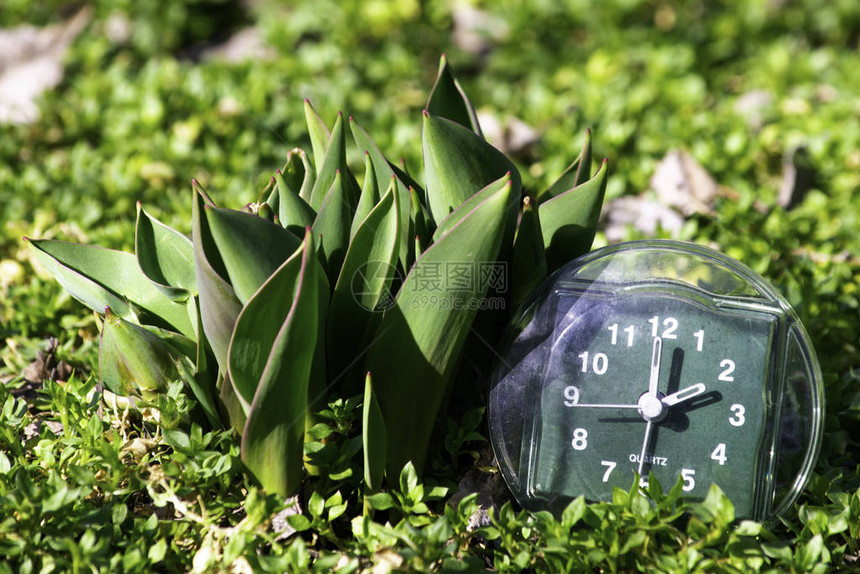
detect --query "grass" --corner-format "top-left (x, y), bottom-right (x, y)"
top-left (1, 1), bottom-right (859, 571)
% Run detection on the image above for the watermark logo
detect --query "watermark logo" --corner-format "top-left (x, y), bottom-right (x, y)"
top-left (351, 260), bottom-right (509, 313)
top-left (351, 261), bottom-right (402, 312)
top-left (410, 261), bottom-right (508, 293)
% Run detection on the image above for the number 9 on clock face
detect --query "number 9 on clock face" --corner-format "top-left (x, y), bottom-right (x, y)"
top-left (489, 240), bottom-right (824, 521)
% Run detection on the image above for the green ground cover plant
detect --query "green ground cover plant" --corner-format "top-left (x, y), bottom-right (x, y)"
top-left (1, 1), bottom-right (858, 572)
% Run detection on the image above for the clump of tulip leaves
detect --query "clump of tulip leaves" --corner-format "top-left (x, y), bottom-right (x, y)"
top-left (26, 57), bottom-right (607, 498)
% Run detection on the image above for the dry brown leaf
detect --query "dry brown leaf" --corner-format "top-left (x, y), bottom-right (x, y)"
top-left (650, 149), bottom-right (718, 216)
top-left (0, 7), bottom-right (91, 124)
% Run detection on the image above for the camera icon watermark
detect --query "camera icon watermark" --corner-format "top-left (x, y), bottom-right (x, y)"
top-left (350, 261), bottom-right (402, 312)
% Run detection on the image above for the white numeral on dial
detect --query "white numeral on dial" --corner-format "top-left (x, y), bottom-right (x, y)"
top-left (607, 324), bottom-right (635, 347)
top-left (711, 443), bottom-right (728, 465)
top-left (563, 386), bottom-right (580, 406)
top-left (718, 359), bottom-right (736, 382)
top-left (648, 316), bottom-right (679, 339)
top-left (729, 404), bottom-right (745, 426)
top-left (572, 428), bottom-right (588, 450)
top-left (578, 352), bottom-right (609, 375)
top-left (601, 460), bottom-right (616, 482)
top-left (693, 329), bottom-right (705, 351)
top-left (681, 468), bottom-right (696, 491)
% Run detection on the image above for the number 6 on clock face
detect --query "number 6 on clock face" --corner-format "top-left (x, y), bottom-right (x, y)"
top-left (489, 240), bottom-right (824, 522)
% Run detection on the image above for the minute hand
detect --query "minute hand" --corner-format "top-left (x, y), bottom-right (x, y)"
top-left (661, 383), bottom-right (707, 407)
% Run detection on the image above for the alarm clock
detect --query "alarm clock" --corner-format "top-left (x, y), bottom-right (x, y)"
top-left (489, 240), bottom-right (824, 520)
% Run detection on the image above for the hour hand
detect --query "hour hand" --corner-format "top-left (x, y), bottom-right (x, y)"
top-left (661, 383), bottom-right (707, 407)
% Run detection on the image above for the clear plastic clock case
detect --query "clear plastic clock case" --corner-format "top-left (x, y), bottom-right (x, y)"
top-left (489, 240), bottom-right (824, 520)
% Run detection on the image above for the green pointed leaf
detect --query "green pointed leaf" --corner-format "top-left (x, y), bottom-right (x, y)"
top-left (351, 118), bottom-right (405, 194)
top-left (362, 372), bottom-right (386, 492)
top-left (510, 196), bottom-right (547, 306)
top-left (184, 292), bottom-right (199, 341)
top-left (399, 462), bottom-right (419, 498)
top-left (432, 172), bottom-right (512, 242)
top-left (350, 117), bottom-right (414, 269)
top-left (228, 232), bottom-right (310, 408)
top-left (542, 129), bottom-right (593, 202)
top-left (426, 54), bottom-right (482, 136)
top-left (267, 148), bottom-right (315, 210)
top-left (422, 111), bottom-right (521, 226)
top-left (311, 169), bottom-right (354, 286)
top-left (240, 230), bottom-right (319, 497)
top-left (306, 267), bottom-right (330, 422)
top-left (263, 176), bottom-right (279, 215)
top-left (366, 181), bottom-right (516, 477)
top-left (135, 203), bottom-right (197, 298)
top-left (541, 159), bottom-right (608, 272)
top-left (204, 205), bottom-right (302, 304)
top-left (327, 185), bottom-right (400, 387)
top-left (279, 147), bottom-right (316, 204)
top-left (308, 112), bottom-right (355, 211)
top-left (185, 287), bottom-right (225, 429)
top-left (398, 157), bottom-right (410, 178)
top-left (410, 186), bottom-right (432, 258)
top-left (350, 152), bottom-right (380, 240)
top-left (257, 175), bottom-right (276, 204)
top-left (304, 100), bottom-right (331, 174)
top-left (99, 308), bottom-right (180, 398)
top-left (26, 238), bottom-right (194, 338)
top-left (274, 169), bottom-right (316, 236)
top-left (192, 187), bottom-right (243, 374)
top-left (27, 238), bottom-right (133, 319)
top-left (192, 178), bottom-right (217, 205)
top-left (174, 357), bottom-right (221, 429)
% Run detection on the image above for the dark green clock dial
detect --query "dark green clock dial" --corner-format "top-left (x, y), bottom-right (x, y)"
top-left (489, 240), bottom-right (824, 522)
top-left (527, 292), bottom-right (775, 518)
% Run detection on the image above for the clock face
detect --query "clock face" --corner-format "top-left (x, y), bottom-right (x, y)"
top-left (527, 291), bottom-right (775, 519)
top-left (490, 240), bottom-right (824, 522)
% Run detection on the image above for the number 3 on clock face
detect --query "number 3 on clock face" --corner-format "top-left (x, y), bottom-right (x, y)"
top-left (489, 240), bottom-right (824, 522)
